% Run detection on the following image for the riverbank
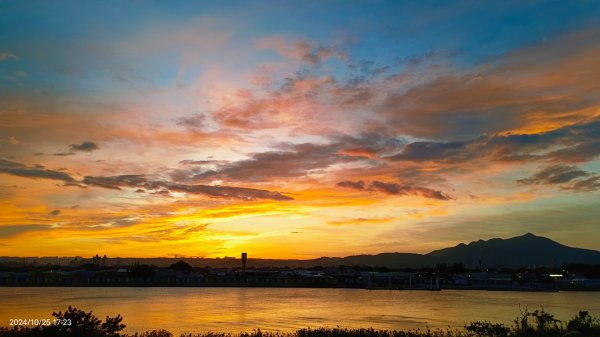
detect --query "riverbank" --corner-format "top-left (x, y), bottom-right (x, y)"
top-left (3, 263), bottom-right (599, 291)
top-left (2, 283), bottom-right (598, 291)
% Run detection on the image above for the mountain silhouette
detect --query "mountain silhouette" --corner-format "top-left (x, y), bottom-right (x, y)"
top-left (8, 233), bottom-right (598, 269)
top-left (310, 253), bottom-right (437, 269)
top-left (200, 233), bottom-right (600, 269)
top-left (426, 232), bottom-right (600, 268)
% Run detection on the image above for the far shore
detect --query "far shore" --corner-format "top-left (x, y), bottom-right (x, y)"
top-left (1, 283), bottom-right (599, 291)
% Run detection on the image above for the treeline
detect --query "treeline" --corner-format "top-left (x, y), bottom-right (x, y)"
top-left (1, 306), bottom-right (599, 337)
top-left (2, 261), bottom-right (600, 277)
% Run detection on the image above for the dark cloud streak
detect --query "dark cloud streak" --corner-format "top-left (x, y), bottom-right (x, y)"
top-left (387, 120), bottom-right (600, 165)
top-left (53, 141), bottom-right (99, 156)
top-left (0, 159), bottom-right (293, 201)
top-left (190, 134), bottom-right (403, 182)
top-left (69, 141), bottom-right (99, 152)
top-left (83, 174), bottom-right (293, 201)
top-left (518, 165), bottom-right (589, 185)
top-left (336, 180), bottom-right (451, 200)
top-left (518, 164), bottom-right (600, 192)
top-left (0, 225), bottom-right (51, 238)
top-left (0, 159), bottom-right (75, 183)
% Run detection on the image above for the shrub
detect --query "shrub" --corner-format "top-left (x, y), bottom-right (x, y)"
top-left (566, 311), bottom-right (600, 333)
top-left (46, 305), bottom-right (125, 337)
top-left (0, 306), bottom-right (126, 337)
top-left (464, 321), bottom-right (510, 337)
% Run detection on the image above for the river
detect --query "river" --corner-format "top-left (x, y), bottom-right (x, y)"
top-left (1, 287), bottom-right (599, 335)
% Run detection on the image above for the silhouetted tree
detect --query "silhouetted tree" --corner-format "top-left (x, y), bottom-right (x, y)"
top-left (40, 306), bottom-right (125, 337)
top-left (129, 264), bottom-right (155, 278)
top-left (450, 262), bottom-right (467, 273)
top-left (567, 311), bottom-right (600, 333)
top-left (169, 260), bottom-right (192, 273)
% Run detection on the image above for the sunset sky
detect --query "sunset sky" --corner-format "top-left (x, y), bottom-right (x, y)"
top-left (1, 1), bottom-right (600, 258)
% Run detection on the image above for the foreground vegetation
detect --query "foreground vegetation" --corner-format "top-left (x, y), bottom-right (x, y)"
top-left (1, 306), bottom-right (599, 337)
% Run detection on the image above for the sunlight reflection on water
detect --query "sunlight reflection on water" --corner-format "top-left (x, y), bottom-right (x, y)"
top-left (1, 287), bottom-right (599, 335)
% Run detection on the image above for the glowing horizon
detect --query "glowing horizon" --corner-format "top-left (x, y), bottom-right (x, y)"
top-left (1, 1), bottom-right (600, 259)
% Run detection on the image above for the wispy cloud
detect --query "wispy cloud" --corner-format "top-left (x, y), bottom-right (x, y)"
top-left (82, 174), bottom-right (293, 201)
top-left (387, 120), bottom-right (600, 165)
top-left (519, 164), bottom-right (600, 192)
top-left (257, 37), bottom-right (347, 64)
top-left (336, 180), bottom-right (451, 200)
top-left (48, 209), bottom-right (61, 216)
top-left (0, 225), bottom-right (51, 238)
top-left (0, 159), bottom-right (75, 183)
top-left (69, 141), bottom-right (99, 152)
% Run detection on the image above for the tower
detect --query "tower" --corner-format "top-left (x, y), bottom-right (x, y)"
top-left (241, 252), bottom-right (247, 274)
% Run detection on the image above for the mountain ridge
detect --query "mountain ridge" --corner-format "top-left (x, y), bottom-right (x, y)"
top-left (2, 233), bottom-right (599, 268)
top-left (264, 233), bottom-right (600, 268)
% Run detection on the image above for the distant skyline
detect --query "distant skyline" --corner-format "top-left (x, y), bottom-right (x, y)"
top-left (1, 1), bottom-right (600, 258)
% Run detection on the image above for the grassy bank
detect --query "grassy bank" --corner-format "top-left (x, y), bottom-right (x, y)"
top-left (1, 306), bottom-right (599, 337)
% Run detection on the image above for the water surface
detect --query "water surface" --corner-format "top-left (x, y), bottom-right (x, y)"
top-left (1, 287), bottom-right (599, 335)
